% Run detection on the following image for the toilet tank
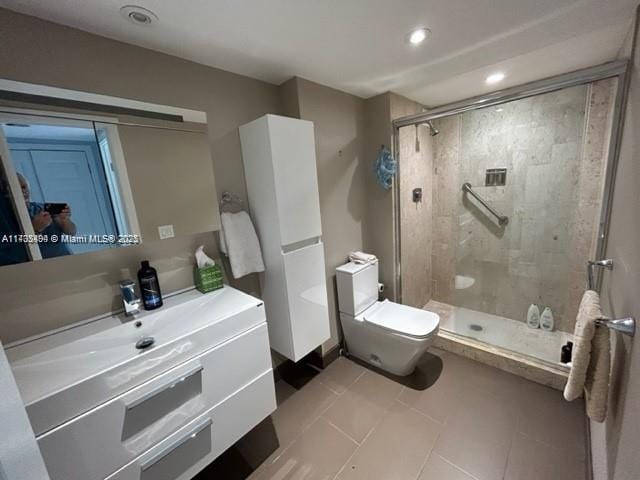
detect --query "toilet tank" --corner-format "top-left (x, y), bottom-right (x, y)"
top-left (336, 260), bottom-right (379, 316)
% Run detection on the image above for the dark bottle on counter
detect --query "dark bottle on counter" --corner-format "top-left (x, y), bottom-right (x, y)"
top-left (138, 260), bottom-right (163, 310)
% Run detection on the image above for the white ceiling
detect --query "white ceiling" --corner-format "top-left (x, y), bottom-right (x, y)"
top-left (0, 0), bottom-right (636, 106)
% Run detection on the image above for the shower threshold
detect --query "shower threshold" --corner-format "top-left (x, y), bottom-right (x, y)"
top-left (424, 300), bottom-right (572, 390)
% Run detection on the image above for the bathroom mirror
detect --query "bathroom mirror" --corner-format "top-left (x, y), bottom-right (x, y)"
top-left (0, 107), bottom-right (219, 267)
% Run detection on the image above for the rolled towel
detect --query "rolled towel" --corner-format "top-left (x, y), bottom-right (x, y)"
top-left (348, 251), bottom-right (377, 265)
top-left (563, 290), bottom-right (610, 422)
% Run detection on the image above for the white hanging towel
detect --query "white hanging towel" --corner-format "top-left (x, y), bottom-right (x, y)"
top-left (218, 229), bottom-right (228, 255)
top-left (348, 251), bottom-right (377, 264)
top-left (219, 211), bottom-right (265, 279)
top-left (563, 290), bottom-right (610, 422)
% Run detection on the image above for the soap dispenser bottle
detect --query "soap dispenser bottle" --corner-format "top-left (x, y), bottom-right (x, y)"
top-left (138, 260), bottom-right (163, 310)
top-left (527, 304), bottom-right (540, 329)
top-left (540, 306), bottom-right (554, 331)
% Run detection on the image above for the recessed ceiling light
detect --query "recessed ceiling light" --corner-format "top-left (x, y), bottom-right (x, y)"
top-left (408, 28), bottom-right (430, 45)
top-left (486, 72), bottom-right (506, 84)
top-left (496, 108), bottom-right (503, 112)
top-left (120, 5), bottom-right (158, 26)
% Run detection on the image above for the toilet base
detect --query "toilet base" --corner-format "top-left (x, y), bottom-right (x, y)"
top-left (339, 311), bottom-right (437, 377)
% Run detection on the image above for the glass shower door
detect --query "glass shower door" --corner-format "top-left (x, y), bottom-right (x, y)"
top-left (428, 80), bottom-right (616, 365)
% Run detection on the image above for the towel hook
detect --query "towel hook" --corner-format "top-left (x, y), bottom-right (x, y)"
top-left (595, 317), bottom-right (635, 337)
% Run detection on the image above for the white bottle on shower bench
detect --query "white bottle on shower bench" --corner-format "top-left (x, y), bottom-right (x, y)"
top-left (540, 306), bottom-right (554, 331)
top-left (527, 304), bottom-right (541, 329)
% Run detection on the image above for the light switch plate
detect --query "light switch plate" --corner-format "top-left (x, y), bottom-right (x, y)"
top-left (158, 224), bottom-right (175, 240)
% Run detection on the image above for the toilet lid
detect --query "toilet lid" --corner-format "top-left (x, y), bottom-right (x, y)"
top-left (363, 300), bottom-right (440, 338)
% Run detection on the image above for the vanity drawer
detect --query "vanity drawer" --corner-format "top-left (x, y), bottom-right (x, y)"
top-left (38, 323), bottom-right (272, 480)
top-left (105, 370), bottom-right (276, 480)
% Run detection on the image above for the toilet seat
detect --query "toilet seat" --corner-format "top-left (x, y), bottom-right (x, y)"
top-left (362, 300), bottom-right (439, 339)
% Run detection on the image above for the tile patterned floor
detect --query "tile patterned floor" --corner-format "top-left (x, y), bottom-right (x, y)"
top-left (196, 349), bottom-right (586, 480)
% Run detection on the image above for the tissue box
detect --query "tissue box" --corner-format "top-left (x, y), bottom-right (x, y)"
top-left (195, 265), bottom-right (224, 293)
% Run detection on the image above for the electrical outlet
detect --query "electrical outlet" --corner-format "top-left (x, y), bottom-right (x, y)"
top-left (158, 224), bottom-right (175, 240)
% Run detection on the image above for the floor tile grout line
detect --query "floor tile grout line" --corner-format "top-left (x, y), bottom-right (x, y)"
top-left (395, 396), bottom-right (446, 426)
top-left (499, 424), bottom-right (518, 480)
top-left (324, 418), bottom-right (361, 446)
top-left (410, 443), bottom-right (439, 480)
top-left (263, 380), bottom-right (343, 469)
top-left (433, 452), bottom-right (482, 480)
top-left (317, 367), bottom-right (368, 396)
top-left (515, 429), bottom-right (587, 460)
top-left (329, 399), bottom-right (384, 480)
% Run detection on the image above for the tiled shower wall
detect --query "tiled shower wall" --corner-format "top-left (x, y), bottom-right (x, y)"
top-left (424, 79), bottom-right (615, 333)
top-left (396, 96), bottom-right (434, 309)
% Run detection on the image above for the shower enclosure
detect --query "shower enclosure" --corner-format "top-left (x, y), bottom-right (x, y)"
top-left (393, 61), bottom-right (628, 370)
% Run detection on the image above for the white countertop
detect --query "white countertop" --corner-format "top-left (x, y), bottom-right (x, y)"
top-left (5, 286), bottom-right (262, 408)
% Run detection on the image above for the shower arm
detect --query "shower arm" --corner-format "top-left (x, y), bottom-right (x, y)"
top-left (462, 182), bottom-right (509, 226)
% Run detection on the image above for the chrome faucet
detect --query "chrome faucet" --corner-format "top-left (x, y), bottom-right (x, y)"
top-left (119, 280), bottom-right (141, 316)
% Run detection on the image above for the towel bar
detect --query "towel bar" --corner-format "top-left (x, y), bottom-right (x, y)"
top-left (595, 317), bottom-right (635, 337)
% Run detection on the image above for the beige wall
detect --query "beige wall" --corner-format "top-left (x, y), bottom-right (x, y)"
top-left (362, 93), bottom-right (396, 300)
top-left (361, 92), bottom-right (431, 304)
top-left (0, 8), bottom-right (281, 343)
top-left (281, 78), bottom-right (368, 355)
top-left (591, 10), bottom-right (640, 480)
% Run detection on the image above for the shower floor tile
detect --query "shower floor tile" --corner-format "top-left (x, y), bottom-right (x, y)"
top-left (195, 350), bottom-right (586, 480)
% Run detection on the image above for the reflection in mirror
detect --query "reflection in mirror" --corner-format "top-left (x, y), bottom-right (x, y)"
top-left (0, 114), bottom-right (139, 266)
top-left (0, 158), bottom-right (29, 265)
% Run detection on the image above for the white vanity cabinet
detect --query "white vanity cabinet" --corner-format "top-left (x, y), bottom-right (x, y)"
top-left (6, 287), bottom-right (276, 480)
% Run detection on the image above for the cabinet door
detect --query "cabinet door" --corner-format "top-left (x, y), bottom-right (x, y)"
top-left (268, 116), bottom-right (322, 246)
top-left (282, 242), bottom-right (330, 360)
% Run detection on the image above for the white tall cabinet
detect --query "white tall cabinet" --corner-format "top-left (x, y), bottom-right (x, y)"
top-left (240, 114), bottom-right (330, 361)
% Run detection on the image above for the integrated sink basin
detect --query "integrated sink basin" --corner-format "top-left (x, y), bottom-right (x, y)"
top-left (6, 286), bottom-right (265, 436)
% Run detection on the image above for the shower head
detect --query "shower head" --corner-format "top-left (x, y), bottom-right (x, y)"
top-left (418, 120), bottom-right (439, 136)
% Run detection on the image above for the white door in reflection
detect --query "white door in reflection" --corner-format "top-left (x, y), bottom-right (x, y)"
top-left (11, 144), bottom-right (117, 254)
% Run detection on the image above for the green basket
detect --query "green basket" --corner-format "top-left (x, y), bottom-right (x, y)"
top-left (195, 264), bottom-right (224, 293)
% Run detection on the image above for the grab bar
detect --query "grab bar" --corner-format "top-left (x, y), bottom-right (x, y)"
top-left (462, 182), bottom-right (509, 226)
top-left (596, 317), bottom-right (635, 337)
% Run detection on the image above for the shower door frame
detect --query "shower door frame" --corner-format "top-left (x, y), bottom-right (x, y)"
top-left (391, 59), bottom-right (631, 303)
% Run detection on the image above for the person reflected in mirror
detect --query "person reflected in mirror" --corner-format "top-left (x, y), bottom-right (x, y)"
top-left (0, 175), bottom-right (29, 265)
top-left (17, 173), bottom-right (76, 258)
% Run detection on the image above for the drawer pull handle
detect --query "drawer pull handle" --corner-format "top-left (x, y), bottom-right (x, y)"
top-left (140, 417), bottom-right (212, 471)
top-left (125, 363), bottom-right (203, 410)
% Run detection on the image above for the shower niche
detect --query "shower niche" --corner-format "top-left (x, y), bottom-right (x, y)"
top-left (484, 168), bottom-right (507, 186)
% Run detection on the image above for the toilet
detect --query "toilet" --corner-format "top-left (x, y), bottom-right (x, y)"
top-left (336, 259), bottom-right (440, 376)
